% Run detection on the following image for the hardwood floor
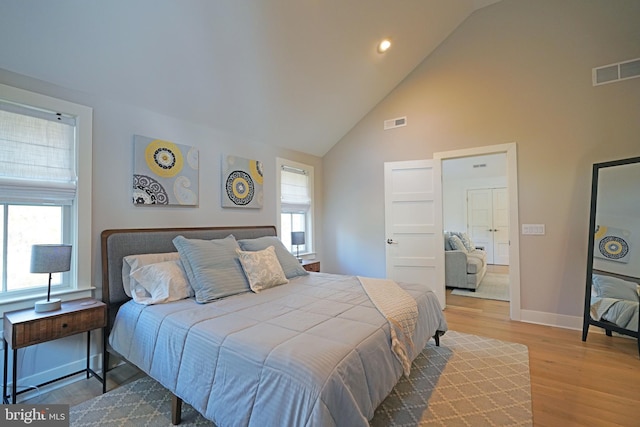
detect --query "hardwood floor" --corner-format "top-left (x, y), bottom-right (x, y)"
top-left (446, 288), bottom-right (639, 427)
top-left (24, 284), bottom-right (640, 427)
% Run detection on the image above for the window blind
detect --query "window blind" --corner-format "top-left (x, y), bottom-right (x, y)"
top-left (281, 165), bottom-right (310, 212)
top-left (0, 101), bottom-right (76, 204)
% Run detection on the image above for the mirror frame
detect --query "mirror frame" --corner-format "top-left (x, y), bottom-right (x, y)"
top-left (582, 156), bottom-right (640, 352)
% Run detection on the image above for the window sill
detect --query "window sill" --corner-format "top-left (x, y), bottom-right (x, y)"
top-left (295, 251), bottom-right (315, 258)
top-left (0, 287), bottom-right (96, 317)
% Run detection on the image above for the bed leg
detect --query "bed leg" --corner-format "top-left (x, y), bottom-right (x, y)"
top-left (171, 394), bottom-right (183, 425)
top-left (433, 331), bottom-right (441, 346)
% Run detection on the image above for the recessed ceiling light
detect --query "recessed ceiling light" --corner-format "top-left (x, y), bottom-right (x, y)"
top-left (377, 38), bottom-right (391, 54)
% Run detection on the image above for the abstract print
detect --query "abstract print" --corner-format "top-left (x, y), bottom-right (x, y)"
top-left (133, 135), bottom-right (199, 206)
top-left (222, 155), bottom-right (263, 208)
top-left (594, 225), bottom-right (631, 263)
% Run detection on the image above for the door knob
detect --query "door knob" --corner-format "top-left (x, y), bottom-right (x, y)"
top-left (386, 238), bottom-right (396, 244)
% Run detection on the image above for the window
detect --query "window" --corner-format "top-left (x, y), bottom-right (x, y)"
top-left (0, 84), bottom-right (92, 304)
top-left (277, 158), bottom-right (314, 255)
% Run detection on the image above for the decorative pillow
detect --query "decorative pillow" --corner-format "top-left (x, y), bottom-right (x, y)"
top-left (444, 232), bottom-right (453, 251)
top-left (458, 233), bottom-right (475, 252)
top-left (592, 274), bottom-right (639, 302)
top-left (236, 246), bottom-right (289, 292)
top-left (172, 234), bottom-right (250, 303)
top-left (448, 235), bottom-right (468, 253)
top-left (130, 260), bottom-right (193, 305)
top-left (122, 252), bottom-right (181, 297)
top-left (237, 236), bottom-right (309, 279)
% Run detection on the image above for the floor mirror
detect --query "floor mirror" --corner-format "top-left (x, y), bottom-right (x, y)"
top-left (582, 156), bottom-right (640, 356)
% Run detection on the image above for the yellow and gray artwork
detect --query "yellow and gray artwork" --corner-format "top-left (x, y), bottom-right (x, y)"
top-left (222, 155), bottom-right (263, 208)
top-left (594, 225), bottom-right (631, 263)
top-left (133, 135), bottom-right (199, 206)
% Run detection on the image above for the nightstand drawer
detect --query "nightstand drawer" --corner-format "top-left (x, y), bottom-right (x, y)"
top-left (4, 299), bottom-right (107, 349)
top-left (302, 260), bottom-right (320, 272)
top-left (11, 309), bottom-right (105, 348)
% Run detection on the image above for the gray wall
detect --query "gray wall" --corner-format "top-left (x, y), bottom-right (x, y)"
top-left (0, 68), bottom-right (323, 386)
top-left (322, 0), bottom-right (640, 323)
top-left (0, 70), bottom-right (323, 295)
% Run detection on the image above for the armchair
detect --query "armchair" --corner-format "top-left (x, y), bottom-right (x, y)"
top-left (444, 231), bottom-right (487, 290)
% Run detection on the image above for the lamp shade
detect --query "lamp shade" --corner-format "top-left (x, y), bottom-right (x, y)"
top-left (291, 231), bottom-right (305, 246)
top-left (30, 244), bottom-right (72, 274)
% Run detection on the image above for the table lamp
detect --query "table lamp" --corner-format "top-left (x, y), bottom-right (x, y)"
top-left (291, 231), bottom-right (305, 263)
top-left (31, 244), bottom-right (72, 313)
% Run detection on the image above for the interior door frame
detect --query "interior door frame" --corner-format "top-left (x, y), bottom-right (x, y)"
top-left (434, 142), bottom-right (521, 320)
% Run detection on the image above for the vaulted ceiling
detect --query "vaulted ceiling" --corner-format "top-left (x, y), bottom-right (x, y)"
top-left (0, 0), bottom-right (500, 156)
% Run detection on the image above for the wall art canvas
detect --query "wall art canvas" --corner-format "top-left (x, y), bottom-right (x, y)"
top-left (594, 225), bottom-right (631, 263)
top-left (221, 155), bottom-right (263, 208)
top-left (133, 135), bottom-right (199, 206)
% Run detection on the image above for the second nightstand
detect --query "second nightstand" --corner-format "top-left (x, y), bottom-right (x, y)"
top-left (2, 297), bottom-right (107, 404)
top-left (301, 260), bottom-right (320, 272)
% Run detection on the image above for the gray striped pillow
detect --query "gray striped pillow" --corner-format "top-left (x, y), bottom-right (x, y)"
top-left (173, 234), bottom-right (250, 303)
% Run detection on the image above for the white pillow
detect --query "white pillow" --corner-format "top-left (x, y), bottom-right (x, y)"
top-left (122, 252), bottom-right (181, 297)
top-left (130, 260), bottom-right (193, 305)
top-left (236, 246), bottom-right (289, 293)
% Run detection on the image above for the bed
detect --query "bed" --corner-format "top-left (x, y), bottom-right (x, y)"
top-left (101, 225), bottom-right (448, 426)
top-left (590, 269), bottom-right (640, 334)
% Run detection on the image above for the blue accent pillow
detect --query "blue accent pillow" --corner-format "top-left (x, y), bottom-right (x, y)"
top-left (592, 274), bottom-right (638, 301)
top-left (172, 234), bottom-right (250, 303)
top-left (448, 235), bottom-right (468, 253)
top-left (444, 232), bottom-right (453, 251)
top-left (237, 236), bottom-right (309, 279)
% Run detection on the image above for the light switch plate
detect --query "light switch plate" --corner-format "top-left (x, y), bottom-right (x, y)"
top-left (522, 224), bottom-right (545, 235)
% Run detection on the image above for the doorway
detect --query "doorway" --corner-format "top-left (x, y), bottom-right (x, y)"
top-left (435, 143), bottom-right (521, 320)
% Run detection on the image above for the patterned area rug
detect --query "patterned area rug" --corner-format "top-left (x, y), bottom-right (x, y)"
top-left (451, 273), bottom-right (510, 301)
top-left (70, 331), bottom-right (531, 426)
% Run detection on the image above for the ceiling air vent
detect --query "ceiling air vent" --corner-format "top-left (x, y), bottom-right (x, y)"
top-left (383, 116), bottom-right (407, 130)
top-left (593, 58), bottom-right (640, 86)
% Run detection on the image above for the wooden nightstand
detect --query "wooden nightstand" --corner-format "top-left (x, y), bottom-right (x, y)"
top-left (2, 297), bottom-right (107, 404)
top-left (301, 260), bottom-right (320, 272)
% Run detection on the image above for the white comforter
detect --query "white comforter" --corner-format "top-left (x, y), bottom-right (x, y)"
top-left (109, 272), bottom-right (447, 427)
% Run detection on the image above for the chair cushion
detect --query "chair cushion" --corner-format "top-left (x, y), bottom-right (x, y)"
top-left (466, 256), bottom-right (484, 274)
top-left (467, 250), bottom-right (487, 264)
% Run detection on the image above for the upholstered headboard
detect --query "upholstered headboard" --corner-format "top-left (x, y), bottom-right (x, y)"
top-left (100, 225), bottom-right (277, 329)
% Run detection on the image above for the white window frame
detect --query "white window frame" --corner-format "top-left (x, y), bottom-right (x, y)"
top-left (0, 84), bottom-right (93, 311)
top-left (276, 157), bottom-right (314, 256)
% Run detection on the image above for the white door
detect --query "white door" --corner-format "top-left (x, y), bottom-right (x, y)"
top-left (467, 189), bottom-right (494, 262)
top-left (384, 160), bottom-right (445, 307)
top-left (492, 188), bottom-right (510, 265)
top-left (467, 187), bottom-right (509, 265)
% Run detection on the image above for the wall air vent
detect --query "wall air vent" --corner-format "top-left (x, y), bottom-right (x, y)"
top-left (593, 58), bottom-right (640, 86)
top-left (383, 116), bottom-right (407, 130)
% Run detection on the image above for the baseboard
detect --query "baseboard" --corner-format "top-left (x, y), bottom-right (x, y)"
top-left (520, 309), bottom-right (583, 330)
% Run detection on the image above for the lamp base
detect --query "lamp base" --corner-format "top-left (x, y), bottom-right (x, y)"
top-left (34, 298), bottom-right (62, 313)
